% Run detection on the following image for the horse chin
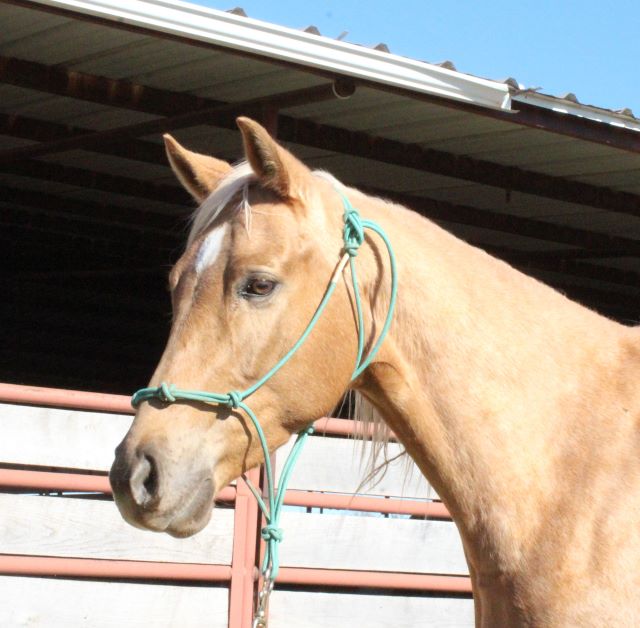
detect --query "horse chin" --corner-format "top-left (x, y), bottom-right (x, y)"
top-left (162, 478), bottom-right (216, 538)
top-left (165, 506), bottom-right (213, 539)
top-left (114, 476), bottom-right (216, 538)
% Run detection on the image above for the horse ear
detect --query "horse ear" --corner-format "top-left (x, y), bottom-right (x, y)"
top-left (236, 117), bottom-right (310, 199)
top-left (163, 134), bottom-right (232, 203)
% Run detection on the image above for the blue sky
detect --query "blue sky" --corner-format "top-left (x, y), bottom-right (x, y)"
top-left (197, 0), bottom-right (639, 115)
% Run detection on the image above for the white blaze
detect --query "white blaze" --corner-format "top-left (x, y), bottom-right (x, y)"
top-left (195, 225), bottom-right (227, 275)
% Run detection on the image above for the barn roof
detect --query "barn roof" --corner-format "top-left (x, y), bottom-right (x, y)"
top-left (3, 0), bottom-right (640, 392)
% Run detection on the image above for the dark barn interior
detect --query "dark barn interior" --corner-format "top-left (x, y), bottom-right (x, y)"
top-left (2, 1), bottom-right (640, 394)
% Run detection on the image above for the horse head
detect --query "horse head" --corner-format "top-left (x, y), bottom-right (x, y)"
top-left (109, 118), bottom-right (373, 537)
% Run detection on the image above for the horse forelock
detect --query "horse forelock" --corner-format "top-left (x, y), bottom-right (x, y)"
top-left (187, 161), bottom-right (256, 248)
top-left (188, 166), bottom-right (357, 251)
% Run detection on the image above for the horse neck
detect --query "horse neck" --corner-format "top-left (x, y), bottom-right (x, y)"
top-left (354, 194), bottom-right (632, 578)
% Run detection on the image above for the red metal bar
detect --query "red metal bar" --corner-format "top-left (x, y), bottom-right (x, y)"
top-left (228, 468), bottom-right (261, 628)
top-left (0, 468), bottom-right (112, 493)
top-left (0, 468), bottom-right (236, 503)
top-left (0, 556), bottom-right (470, 594)
top-left (0, 555), bottom-right (231, 582)
top-left (276, 567), bottom-right (472, 593)
top-left (0, 383), bottom-right (132, 414)
top-left (0, 469), bottom-right (449, 518)
top-left (284, 491), bottom-right (449, 519)
top-left (0, 383), bottom-right (369, 437)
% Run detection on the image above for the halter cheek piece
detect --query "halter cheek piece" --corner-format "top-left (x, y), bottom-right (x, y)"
top-left (131, 191), bottom-right (398, 620)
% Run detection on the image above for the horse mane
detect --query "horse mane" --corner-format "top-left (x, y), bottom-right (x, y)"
top-left (189, 162), bottom-right (403, 490)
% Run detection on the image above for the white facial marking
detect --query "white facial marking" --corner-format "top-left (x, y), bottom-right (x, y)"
top-left (195, 225), bottom-right (227, 275)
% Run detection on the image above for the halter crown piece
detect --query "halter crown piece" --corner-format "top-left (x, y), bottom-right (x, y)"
top-left (131, 190), bottom-right (398, 624)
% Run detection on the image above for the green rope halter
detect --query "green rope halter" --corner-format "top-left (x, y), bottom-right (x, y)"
top-left (131, 190), bottom-right (398, 581)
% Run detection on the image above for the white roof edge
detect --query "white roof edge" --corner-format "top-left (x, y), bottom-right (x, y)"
top-left (27, 0), bottom-right (513, 111)
top-left (514, 92), bottom-right (640, 133)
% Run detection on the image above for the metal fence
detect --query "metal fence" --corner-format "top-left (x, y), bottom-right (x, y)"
top-left (0, 383), bottom-right (473, 627)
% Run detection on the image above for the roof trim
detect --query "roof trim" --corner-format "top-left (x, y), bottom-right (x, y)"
top-left (514, 92), bottom-right (640, 134)
top-left (25, 0), bottom-right (512, 111)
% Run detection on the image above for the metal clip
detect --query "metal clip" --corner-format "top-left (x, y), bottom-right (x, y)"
top-left (252, 572), bottom-right (275, 628)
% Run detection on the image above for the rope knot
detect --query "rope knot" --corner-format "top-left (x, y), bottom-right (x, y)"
top-left (343, 208), bottom-right (364, 257)
top-left (261, 524), bottom-right (283, 543)
top-left (158, 382), bottom-right (176, 403)
top-left (226, 390), bottom-right (242, 409)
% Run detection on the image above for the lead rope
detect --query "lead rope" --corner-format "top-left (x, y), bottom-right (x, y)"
top-left (131, 191), bottom-right (397, 627)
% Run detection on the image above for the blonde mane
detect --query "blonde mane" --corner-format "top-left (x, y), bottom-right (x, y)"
top-left (189, 166), bottom-right (351, 246)
top-left (187, 161), bottom-right (256, 247)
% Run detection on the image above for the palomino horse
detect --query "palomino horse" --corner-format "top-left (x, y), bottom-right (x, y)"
top-left (110, 117), bottom-right (640, 626)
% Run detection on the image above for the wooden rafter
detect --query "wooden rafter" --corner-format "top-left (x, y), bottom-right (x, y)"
top-left (0, 55), bottom-right (638, 219)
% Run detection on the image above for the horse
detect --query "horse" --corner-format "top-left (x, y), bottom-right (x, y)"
top-left (109, 116), bottom-right (640, 626)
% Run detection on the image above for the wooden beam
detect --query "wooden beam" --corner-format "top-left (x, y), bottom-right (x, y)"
top-left (2, 55), bottom-right (637, 220)
top-left (0, 54), bottom-right (213, 117)
top-left (4, 160), bottom-right (188, 207)
top-left (0, 68), bottom-right (345, 163)
top-left (278, 117), bottom-right (640, 219)
top-left (372, 188), bottom-right (640, 256)
top-left (0, 112), bottom-right (167, 165)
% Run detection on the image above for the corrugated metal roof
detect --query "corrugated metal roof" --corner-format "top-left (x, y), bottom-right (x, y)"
top-left (1, 0), bottom-right (639, 391)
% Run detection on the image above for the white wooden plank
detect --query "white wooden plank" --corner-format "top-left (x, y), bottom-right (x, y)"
top-left (276, 435), bottom-right (436, 499)
top-left (270, 590), bottom-right (474, 628)
top-left (0, 401), bottom-right (432, 500)
top-left (0, 576), bottom-right (228, 628)
top-left (0, 494), bottom-right (234, 565)
top-left (0, 402), bottom-right (131, 471)
top-left (279, 511), bottom-right (468, 575)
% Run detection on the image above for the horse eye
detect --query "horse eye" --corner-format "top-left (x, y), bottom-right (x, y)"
top-left (242, 277), bottom-right (277, 298)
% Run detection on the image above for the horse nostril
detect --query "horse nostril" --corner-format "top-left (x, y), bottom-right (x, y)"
top-left (129, 452), bottom-right (160, 508)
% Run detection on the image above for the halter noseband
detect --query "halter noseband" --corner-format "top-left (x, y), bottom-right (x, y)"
top-left (131, 190), bottom-right (398, 621)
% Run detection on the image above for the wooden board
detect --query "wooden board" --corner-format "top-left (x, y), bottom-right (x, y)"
top-left (0, 576), bottom-right (228, 628)
top-left (276, 434), bottom-right (436, 499)
top-left (270, 590), bottom-right (474, 628)
top-left (0, 402), bottom-right (131, 471)
top-left (279, 511), bottom-right (468, 575)
top-left (0, 494), bottom-right (234, 565)
top-left (1, 403), bottom-right (436, 500)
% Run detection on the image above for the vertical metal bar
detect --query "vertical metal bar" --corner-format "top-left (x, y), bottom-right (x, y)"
top-left (228, 469), bottom-right (261, 628)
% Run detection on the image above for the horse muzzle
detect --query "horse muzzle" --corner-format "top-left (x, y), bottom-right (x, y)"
top-left (109, 439), bottom-right (215, 538)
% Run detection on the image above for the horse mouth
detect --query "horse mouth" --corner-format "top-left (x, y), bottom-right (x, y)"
top-left (116, 476), bottom-right (216, 538)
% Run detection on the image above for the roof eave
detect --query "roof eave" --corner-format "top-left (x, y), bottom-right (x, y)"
top-left (25, 0), bottom-right (513, 111)
top-left (514, 92), bottom-right (640, 134)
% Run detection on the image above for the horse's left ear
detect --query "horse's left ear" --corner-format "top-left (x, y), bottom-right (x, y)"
top-left (236, 117), bottom-right (311, 199)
